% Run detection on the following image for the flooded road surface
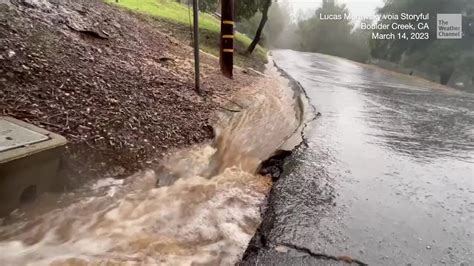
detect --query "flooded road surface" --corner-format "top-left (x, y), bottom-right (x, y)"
top-left (243, 50), bottom-right (474, 265)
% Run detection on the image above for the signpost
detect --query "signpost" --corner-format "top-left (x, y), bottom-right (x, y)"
top-left (192, 0), bottom-right (201, 94)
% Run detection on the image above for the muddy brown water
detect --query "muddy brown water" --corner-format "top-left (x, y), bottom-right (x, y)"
top-left (0, 64), bottom-right (303, 265)
top-left (243, 50), bottom-right (474, 265)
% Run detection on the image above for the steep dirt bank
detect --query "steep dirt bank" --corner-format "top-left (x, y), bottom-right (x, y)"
top-left (0, 0), bottom-right (261, 186)
top-left (0, 52), bottom-right (306, 265)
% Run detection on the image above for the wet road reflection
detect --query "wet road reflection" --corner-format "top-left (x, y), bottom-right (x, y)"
top-left (257, 50), bottom-right (474, 265)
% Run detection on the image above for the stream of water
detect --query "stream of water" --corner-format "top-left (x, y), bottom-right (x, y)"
top-left (0, 65), bottom-right (303, 265)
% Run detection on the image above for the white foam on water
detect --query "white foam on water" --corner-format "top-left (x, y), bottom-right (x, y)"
top-left (0, 167), bottom-right (271, 265)
top-left (0, 74), bottom-right (301, 265)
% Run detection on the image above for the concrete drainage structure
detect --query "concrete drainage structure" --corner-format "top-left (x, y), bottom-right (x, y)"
top-left (0, 116), bottom-right (67, 217)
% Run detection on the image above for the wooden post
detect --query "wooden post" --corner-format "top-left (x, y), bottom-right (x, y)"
top-left (220, 0), bottom-right (234, 78)
top-left (193, 0), bottom-right (201, 94)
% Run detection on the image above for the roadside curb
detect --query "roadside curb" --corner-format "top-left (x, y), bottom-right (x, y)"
top-left (272, 59), bottom-right (319, 148)
top-left (241, 57), bottom-right (327, 265)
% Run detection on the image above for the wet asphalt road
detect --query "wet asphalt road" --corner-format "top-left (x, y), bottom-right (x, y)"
top-left (242, 50), bottom-right (474, 265)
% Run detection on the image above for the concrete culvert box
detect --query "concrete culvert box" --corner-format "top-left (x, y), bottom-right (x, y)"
top-left (0, 116), bottom-right (67, 217)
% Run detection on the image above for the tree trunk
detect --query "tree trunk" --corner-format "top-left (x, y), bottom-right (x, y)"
top-left (439, 69), bottom-right (453, 85)
top-left (247, 0), bottom-right (271, 54)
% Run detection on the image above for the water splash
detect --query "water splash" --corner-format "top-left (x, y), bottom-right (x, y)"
top-left (0, 70), bottom-right (302, 265)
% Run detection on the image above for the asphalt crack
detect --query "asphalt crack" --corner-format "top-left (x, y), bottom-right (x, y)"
top-left (276, 242), bottom-right (368, 266)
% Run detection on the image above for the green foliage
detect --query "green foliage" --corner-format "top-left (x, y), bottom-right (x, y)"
top-left (462, 55), bottom-right (474, 73)
top-left (298, 2), bottom-right (351, 53)
top-left (295, 0), bottom-right (370, 62)
top-left (198, 0), bottom-right (218, 12)
top-left (105, 0), bottom-right (267, 66)
top-left (237, 12), bottom-right (263, 37)
top-left (107, 0), bottom-right (220, 31)
top-left (371, 0), bottom-right (474, 84)
top-left (236, 1), bottom-right (291, 48)
top-left (265, 1), bottom-right (291, 47)
top-left (174, 0), bottom-right (218, 13)
top-left (371, 0), bottom-right (465, 61)
top-left (235, 0), bottom-right (267, 21)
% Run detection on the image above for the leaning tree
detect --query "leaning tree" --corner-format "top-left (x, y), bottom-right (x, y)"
top-left (235, 0), bottom-right (272, 54)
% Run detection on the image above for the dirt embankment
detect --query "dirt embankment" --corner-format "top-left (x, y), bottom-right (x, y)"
top-left (0, 0), bottom-right (262, 186)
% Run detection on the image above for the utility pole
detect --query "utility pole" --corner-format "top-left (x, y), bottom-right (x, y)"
top-left (220, 0), bottom-right (234, 78)
top-left (193, 0), bottom-right (201, 94)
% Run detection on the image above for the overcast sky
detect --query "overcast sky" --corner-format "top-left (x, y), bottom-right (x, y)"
top-left (288, 0), bottom-right (384, 19)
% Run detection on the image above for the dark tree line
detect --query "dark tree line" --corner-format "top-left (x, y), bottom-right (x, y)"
top-left (370, 0), bottom-right (474, 85)
top-left (187, 0), bottom-right (473, 86)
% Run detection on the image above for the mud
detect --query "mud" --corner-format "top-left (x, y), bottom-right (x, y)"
top-left (0, 59), bottom-right (306, 265)
top-left (0, 0), bottom-right (260, 184)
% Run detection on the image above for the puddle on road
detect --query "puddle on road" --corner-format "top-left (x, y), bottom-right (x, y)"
top-left (0, 67), bottom-right (303, 265)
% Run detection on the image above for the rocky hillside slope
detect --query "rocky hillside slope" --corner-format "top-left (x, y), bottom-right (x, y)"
top-left (0, 0), bottom-right (260, 186)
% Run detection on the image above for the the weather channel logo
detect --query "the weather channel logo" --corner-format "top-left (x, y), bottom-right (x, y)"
top-left (437, 14), bottom-right (462, 39)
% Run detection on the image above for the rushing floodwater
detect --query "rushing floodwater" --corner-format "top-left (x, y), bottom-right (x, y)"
top-left (256, 50), bottom-right (473, 265)
top-left (0, 64), bottom-right (302, 265)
